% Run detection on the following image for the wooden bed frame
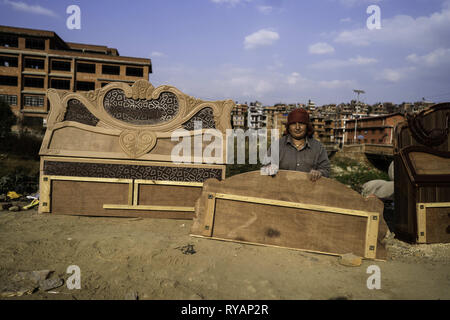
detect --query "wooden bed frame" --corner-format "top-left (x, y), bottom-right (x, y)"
top-left (39, 80), bottom-right (233, 218)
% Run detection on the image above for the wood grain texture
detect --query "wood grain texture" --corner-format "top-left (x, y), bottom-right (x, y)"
top-left (426, 206), bottom-right (450, 243)
top-left (50, 180), bottom-right (194, 219)
top-left (191, 170), bottom-right (387, 260)
top-left (409, 152), bottom-right (450, 175)
top-left (138, 184), bottom-right (202, 207)
top-left (394, 103), bottom-right (450, 243)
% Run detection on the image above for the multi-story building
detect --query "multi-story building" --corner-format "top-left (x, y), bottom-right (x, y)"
top-left (306, 99), bottom-right (316, 112)
top-left (310, 114), bottom-right (325, 141)
top-left (273, 111), bottom-right (289, 137)
top-left (344, 113), bottom-right (406, 145)
top-left (264, 106), bottom-right (278, 131)
top-left (231, 103), bottom-right (248, 130)
top-left (247, 101), bottom-right (266, 130)
top-left (0, 25), bottom-right (152, 124)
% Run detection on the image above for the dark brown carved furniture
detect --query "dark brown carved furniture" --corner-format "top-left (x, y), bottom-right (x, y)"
top-left (393, 103), bottom-right (450, 243)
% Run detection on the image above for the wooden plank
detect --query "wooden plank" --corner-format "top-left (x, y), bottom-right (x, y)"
top-left (422, 202), bottom-right (450, 208)
top-left (47, 175), bottom-right (132, 184)
top-left (364, 214), bottom-right (380, 259)
top-left (135, 180), bottom-right (203, 187)
top-left (214, 193), bottom-right (375, 217)
top-left (416, 203), bottom-right (427, 243)
top-left (133, 181), bottom-right (139, 206)
top-left (202, 194), bottom-right (216, 237)
top-left (39, 175), bottom-right (51, 213)
top-left (103, 204), bottom-right (195, 212)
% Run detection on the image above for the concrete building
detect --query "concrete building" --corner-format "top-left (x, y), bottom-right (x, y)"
top-left (231, 103), bottom-right (248, 130)
top-left (247, 101), bottom-right (266, 129)
top-left (0, 25), bottom-right (152, 124)
top-left (344, 113), bottom-right (406, 145)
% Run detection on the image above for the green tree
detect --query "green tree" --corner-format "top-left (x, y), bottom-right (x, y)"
top-left (0, 100), bottom-right (16, 139)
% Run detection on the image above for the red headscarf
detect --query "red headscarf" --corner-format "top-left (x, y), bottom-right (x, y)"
top-left (285, 108), bottom-right (314, 137)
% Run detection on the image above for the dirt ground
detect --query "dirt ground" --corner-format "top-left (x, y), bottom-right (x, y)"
top-left (0, 204), bottom-right (449, 300)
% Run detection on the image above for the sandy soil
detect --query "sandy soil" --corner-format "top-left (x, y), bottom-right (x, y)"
top-left (0, 205), bottom-right (449, 300)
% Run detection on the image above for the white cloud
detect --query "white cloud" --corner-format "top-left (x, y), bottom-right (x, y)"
top-left (407, 48), bottom-right (450, 67)
top-left (309, 55), bottom-right (377, 69)
top-left (151, 51), bottom-right (166, 58)
top-left (338, 0), bottom-right (383, 7)
top-left (210, 0), bottom-right (251, 6)
top-left (318, 79), bottom-right (355, 89)
top-left (376, 67), bottom-right (416, 83)
top-left (334, 5), bottom-right (450, 48)
top-left (287, 72), bottom-right (301, 85)
top-left (257, 5), bottom-right (273, 14)
top-left (267, 54), bottom-right (284, 71)
top-left (3, 0), bottom-right (58, 17)
top-left (244, 28), bottom-right (280, 50)
top-left (308, 42), bottom-right (335, 55)
top-left (151, 62), bottom-right (357, 104)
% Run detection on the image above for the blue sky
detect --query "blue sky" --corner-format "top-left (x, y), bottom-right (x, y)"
top-left (1, 0), bottom-right (450, 105)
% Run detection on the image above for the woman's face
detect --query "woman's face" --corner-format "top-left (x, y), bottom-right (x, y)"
top-left (288, 122), bottom-right (307, 140)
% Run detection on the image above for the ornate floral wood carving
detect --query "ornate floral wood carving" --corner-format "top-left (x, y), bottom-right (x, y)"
top-left (44, 80), bottom-right (234, 160)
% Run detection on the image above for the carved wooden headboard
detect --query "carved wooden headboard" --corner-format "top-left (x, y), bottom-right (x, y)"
top-left (41, 80), bottom-right (234, 161)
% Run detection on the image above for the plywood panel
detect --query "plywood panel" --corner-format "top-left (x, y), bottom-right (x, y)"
top-left (51, 180), bottom-right (193, 219)
top-left (49, 127), bottom-right (122, 153)
top-left (139, 184), bottom-right (202, 207)
top-left (51, 180), bottom-right (129, 216)
top-left (191, 170), bottom-right (386, 259)
top-left (212, 199), bottom-right (368, 257)
top-left (409, 152), bottom-right (450, 175)
top-left (426, 207), bottom-right (450, 243)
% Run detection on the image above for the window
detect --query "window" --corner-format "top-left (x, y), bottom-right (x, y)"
top-left (24, 58), bottom-right (45, 70)
top-left (50, 79), bottom-right (70, 90)
top-left (0, 94), bottom-right (17, 106)
top-left (51, 60), bottom-right (71, 72)
top-left (76, 62), bottom-right (96, 73)
top-left (76, 81), bottom-right (95, 91)
top-left (23, 77), bottom-right (44, 88)
top-left (126, 66), bottom-right (143, 77)
top-left (0, 55), bottom-right (18, 67)
top-left (25, 38), bottom-right (45, 50)
top-left (101, 82), bottom-right (110, 87)
top-left (0, 34), bottom-right (18, 47)
top-left (102, 65), bottom-right (120, 75)
top-left (0, 75), bottom-right (18, 86)
top-left (24, 95), bottom-right (44, 107)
